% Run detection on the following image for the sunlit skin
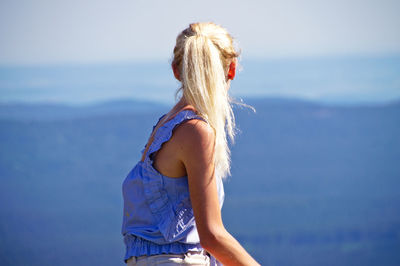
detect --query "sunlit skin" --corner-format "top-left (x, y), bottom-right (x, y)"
top-left (140, 61), bottom-right (260, 265)
top-left (143, 60), bottom-right (237, 176)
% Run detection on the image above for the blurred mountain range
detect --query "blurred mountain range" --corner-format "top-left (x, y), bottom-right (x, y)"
top-left (0, 98), bottom-right (399, 265)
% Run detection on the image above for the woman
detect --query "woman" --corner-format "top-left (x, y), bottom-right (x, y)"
top-left (122, 22), bottom-right (259, 266)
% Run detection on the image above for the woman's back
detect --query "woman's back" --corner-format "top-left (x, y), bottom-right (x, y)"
top-left (122, 109), bottom-right (224, 262)
top-left (142, 106), bottom-right (202, 178)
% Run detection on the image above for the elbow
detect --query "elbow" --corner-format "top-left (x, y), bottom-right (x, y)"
top-left (199, 234), bottom-right (216, 251)
top-left (198, 226), bottom-right (227, 251)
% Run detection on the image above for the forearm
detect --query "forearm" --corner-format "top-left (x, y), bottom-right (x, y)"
top-left (201, 228), bottom-right (260, 266)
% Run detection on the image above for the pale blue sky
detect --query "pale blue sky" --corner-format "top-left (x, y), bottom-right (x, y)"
top-left (0, 0), bottom-right (399, 65)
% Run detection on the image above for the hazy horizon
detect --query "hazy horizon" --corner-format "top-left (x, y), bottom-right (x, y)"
top-left (1, 55), bottom-right (399, 106)
top-left (1, 1), bottom-right (399, 106)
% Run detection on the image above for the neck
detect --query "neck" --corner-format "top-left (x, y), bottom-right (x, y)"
top-left (174, 98), bottom-right (194, 111)
top-left (165, 98), bottom-right (196, 119)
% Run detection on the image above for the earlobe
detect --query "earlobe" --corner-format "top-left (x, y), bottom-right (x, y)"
top-left (172, 63), bottom-right (181, 81)
top-left (227, 60), bottom-right (236, 80)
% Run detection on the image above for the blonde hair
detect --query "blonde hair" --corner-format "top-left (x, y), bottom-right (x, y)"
top-left (172, 22), bottom-right (239, 179)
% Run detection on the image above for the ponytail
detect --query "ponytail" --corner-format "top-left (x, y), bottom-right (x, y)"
top-left (173, 22), bottom-right (239, 179)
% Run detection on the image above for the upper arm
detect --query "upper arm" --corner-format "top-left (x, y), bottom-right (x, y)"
top-left (174, 120), bottom-right (260, 265)
top-left (174, 119), bottom-right (224, 241)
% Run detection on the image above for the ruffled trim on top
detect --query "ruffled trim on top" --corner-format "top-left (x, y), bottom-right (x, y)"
top-left (141, 114), bottom-right (166, 155)
top-left (147, 110), bottom-right (203, 158)
top-left (141, 110), bottom-right (205, 242)
top-left (124, 234), bottom-right (202, 261)
top-left (124, 234), bottom-right (222, 265)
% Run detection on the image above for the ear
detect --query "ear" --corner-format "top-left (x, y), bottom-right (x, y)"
top-left (172, 62), bottom-right (181, 81)
top-left (227, 59), bottom-right (236, 80)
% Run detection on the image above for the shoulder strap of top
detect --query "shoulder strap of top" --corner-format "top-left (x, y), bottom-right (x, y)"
top-left (140, 114), bottom-right (165, 156)
top-left (143, 109), bottom-right (205, 162)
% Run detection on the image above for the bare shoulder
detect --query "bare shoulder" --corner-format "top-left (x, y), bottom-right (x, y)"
top-left (173, 119), bottom-right (215, 156)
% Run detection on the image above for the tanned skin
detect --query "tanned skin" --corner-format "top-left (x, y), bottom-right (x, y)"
top-left (143, 61), bottom-right (260, 265)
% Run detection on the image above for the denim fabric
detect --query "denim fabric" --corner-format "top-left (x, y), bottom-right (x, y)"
top-left (126, 251), bottom-right (210, 266)
top-left (122, 110), bottom-right (224, 265)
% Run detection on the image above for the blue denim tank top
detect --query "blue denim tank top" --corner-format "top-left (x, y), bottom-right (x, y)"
top-left (121, 109), bottom-right (224, 265)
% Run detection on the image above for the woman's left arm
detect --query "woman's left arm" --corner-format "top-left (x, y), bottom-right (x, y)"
top-left (174, 119), bottom-right (260, 266)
